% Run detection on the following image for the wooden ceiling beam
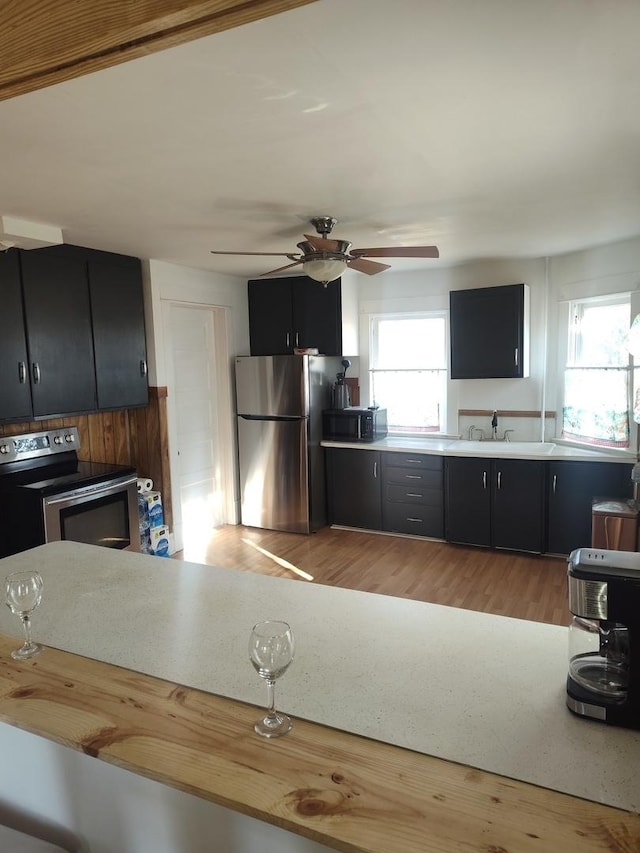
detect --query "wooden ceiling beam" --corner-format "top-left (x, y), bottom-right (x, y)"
top-left (0, 0), bottom-right (317, 102)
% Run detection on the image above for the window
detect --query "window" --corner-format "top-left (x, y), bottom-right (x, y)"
top-left (369, 313), bottom-right (447, 435)
top-left (562, 295), bottom-right (631, 448)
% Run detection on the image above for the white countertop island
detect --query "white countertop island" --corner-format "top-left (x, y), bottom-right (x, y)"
top-left (0, 541), bottom-right (638, 822)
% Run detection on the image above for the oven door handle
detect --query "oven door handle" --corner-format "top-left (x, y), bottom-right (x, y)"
top-left (43, 475), bottom-right (138, 506)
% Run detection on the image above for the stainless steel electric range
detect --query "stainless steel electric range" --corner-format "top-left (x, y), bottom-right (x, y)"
top-left (0, 426), bottom-right (140, 558)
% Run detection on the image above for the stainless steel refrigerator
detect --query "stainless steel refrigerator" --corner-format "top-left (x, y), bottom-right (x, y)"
top-left (235, 354), bottom-right (341, 533)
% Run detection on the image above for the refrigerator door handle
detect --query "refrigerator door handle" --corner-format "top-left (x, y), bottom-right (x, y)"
top-left (239, 414), bottom-right (303, 422)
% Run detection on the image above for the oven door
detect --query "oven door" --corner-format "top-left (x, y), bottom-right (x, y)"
top-left (42, 474), bottom-right (140, 552)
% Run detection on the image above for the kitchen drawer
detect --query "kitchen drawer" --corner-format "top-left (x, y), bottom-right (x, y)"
top-left (382, 452), bottom-right (443, 472)
top-left (383, 502), bottom-right (444, 538)
top-left (385, 484), bottom-right (442, 507)
top-left (384, 465), bottom-right (443, 489)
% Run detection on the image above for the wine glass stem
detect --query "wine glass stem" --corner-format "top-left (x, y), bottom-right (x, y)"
top-left (265, 679), bottom-right (278, 721)
top-left (21, 615), bottom-right (33, 649)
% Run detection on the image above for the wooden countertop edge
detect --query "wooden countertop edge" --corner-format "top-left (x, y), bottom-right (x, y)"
top-left (0, 634), bottom-right (637, 852)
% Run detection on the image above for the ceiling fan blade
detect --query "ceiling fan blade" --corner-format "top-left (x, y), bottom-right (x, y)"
top-left (351, 246), bottom-right (440, 259)
top-left (303, 234), bottom-right (342, 252)
top-left (260, 260), bottom-right (303, 277)
top-left (347, 257), bottom-right (391, 276)
top-left (210, 250), bottom-right (296, 257)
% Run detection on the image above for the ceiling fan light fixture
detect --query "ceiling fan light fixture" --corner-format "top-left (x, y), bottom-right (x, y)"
top-left (302, 257), bottom-right (347, 283)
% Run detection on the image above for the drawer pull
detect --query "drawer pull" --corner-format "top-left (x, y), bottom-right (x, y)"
top-left (405, 474), bottom-right (422, 480)
top-left (406, 517), bottom-right (423, 523)
top-left (406, 492), bottom-right (422, 498)
top-left (405, 458), bottom-right (422, 464)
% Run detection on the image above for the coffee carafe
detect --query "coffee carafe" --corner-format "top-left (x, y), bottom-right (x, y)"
top-left (331, 358), bottom-right (352, 410)
top-left (566, 548), bottom-right (640, 729)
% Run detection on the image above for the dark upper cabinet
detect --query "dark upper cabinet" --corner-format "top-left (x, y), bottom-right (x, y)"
top-left (20, 250), bottom-right (97, 418)
top-left (0, 251), bottom-right (32, 421)
top-left (326, 447), bottom-right (382, 530)
top-left (450, 284), bottom-right (529, 379)
top-left (445, 456), bottom-right (545, 553)
top-left (547, 461), bottom-right (633, 555)
top-left (88, 255), bottom-right (148, 409)
top-left (248, 275), bottom-right (342, 355)
top-left (0, 245), bottom-right (148, 423)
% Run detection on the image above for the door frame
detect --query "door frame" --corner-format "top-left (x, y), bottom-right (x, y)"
top-left (162, 299), bottom-right (237, 552)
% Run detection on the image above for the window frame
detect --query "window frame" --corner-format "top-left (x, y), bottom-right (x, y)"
top-left (560, 292), bottom-right (632, 449)
top-left (368, 310), bottom-right (449, 436)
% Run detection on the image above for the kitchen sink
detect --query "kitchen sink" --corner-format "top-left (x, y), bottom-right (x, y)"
top-left (448, 441), bottom-right (556, 455)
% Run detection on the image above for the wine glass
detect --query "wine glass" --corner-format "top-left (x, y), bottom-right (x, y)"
top-left (249, 620), bottom-right (295, 738)
top-left (5, 570), bottom-right (44, 660)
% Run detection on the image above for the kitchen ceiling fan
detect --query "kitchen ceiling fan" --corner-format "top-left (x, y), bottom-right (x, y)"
top-left (210, 216), bottom-right (439, 283)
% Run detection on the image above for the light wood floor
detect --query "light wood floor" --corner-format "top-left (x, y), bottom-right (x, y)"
top-left (175, 525), bottom-right (570, 626)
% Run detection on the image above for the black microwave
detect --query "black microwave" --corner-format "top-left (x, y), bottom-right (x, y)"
top-left (322, 408), bottom-right (388, 443)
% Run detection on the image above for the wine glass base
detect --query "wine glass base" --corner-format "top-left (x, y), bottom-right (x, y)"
top-left (11, 643), bottom-right (44, 661)
top-left (254, 712), bottom-right (292, 738)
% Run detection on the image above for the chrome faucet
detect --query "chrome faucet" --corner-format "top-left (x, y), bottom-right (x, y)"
top-left (491, 411), bottom-right (498, 440)
top-left (502, 429), bottom-right (515, 442)
top-left (467, 424), bottom-right (475, 440)
top-left (471, 427), bottom-right (485, 441)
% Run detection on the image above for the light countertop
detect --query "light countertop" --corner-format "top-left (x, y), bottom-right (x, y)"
top-left (0, 541), bottom-right (639, 815)
top-left (322, 436), bottom-right (634, 463)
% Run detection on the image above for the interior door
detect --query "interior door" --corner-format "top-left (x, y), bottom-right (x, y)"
top-left (166, 304), bottom-right (227, 559)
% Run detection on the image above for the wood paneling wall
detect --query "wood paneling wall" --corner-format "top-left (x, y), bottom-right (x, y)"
top-left (0, 387), bottom-right (172, 529)
top-left (0, 0), bottom-right (317, 102)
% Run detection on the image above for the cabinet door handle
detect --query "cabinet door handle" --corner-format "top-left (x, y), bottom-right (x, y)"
top-left (286, 332), bottom-right (290, 348)
top-left (514, 348), bottom-right (519, 367)
top-left (482, 471), bottom-right (487, 489)
top-left (552, 474), bottom-right (557, 494)
top-left (32, 362), bottom-right (41, 384)
top-left (373, 461), bottom-right (378, 479)
top-left (497, 470), bottom-right (502, 490)
top-left (18, 362), bottom-right (26, 384)
top-left (295, 332), bottom-right (299, 347)
top-left (140, 359), bottom-right (148, 377)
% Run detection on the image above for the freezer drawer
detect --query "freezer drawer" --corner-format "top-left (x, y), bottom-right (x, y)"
top-left (238, 416), bottom-right (310, 533)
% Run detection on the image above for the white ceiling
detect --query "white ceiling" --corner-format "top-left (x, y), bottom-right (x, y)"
top-left (1, 0), bottom-right (640, 279)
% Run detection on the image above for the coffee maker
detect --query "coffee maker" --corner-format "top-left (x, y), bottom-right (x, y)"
top-left (566, 547), bottom-right (640, 729)
top-left (330, 359), bottom-right (352, 410)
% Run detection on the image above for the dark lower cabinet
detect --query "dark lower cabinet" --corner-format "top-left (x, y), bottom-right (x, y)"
top-left (326, 448), bottom-right (382, 530)
top-left (0, 251), bottom-right (32, 421)
top-left (445, 456), bottom-right (545, 553)
top-left (547, 461), bottom-right (633, 555)
top-left (445, 457), bottom-right (492, 546)
top-left (382, 452), bottom-right (444, 538)
top-left (20, 250), bottom-right (97, 418)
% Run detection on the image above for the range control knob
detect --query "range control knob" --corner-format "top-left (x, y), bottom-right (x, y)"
top-left (53, 435), bottom-right (63, 445)
top-left (0, 444), bottom-right (9, 455)
top-left (64, 433), bottom-right (75, 443)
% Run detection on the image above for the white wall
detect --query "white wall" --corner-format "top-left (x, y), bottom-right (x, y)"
top-left (142, 259), bottom-right (249, 386)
